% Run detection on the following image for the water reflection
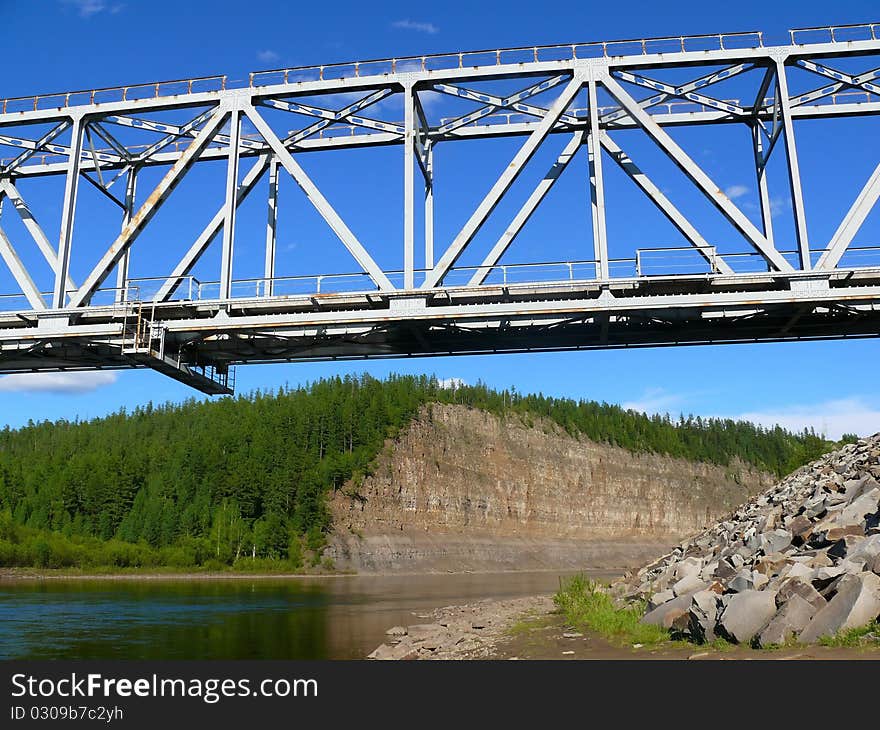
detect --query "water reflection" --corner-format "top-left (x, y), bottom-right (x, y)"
top-left (0, 571), bottom-right (611, 660)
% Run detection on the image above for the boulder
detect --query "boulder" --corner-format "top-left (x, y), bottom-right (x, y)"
top-left (760, 529), bottom-right (793, 554)
top-left (836, 489), bottom-right (879, 526)
top-left (672, 574), bottom-right (707, 597)
top-left (799, 572), bottom-right (880, 643)
top-left (687, 589), bottom-right (720, 643)
top-left (758, 595), bottom-right (818, 647)
top-left (368, 642), bottom-right (419, 660)
top-left (642, 594), bottom-right (693, 629)
top-left (648, 590), bottom-right (675, 610)
top-left (673, 557), bottom-right (703, 581)
top-left (776, 577), bottom-right (826, 610)
top-left (718, 590), bottom-right (778, 644)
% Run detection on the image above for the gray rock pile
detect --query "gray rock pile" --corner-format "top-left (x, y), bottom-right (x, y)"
top-left (613, 434), bottom-right (880, 646)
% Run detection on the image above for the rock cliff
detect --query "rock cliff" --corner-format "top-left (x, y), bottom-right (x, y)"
top-left (329, 404), bottom-right (774, 573)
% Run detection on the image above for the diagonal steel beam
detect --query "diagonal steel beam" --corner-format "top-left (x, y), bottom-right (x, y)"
top-left (0, 121), bottom-right (71, 174)
top-left (0, 179), bottom-right (77, 290)
top-left (68, 107), bottom-right (228, 308)
top-left (796, 60), bottom-right (880, 96)
top-left (0, 222), bottom-right (46, 309)
top-left (422, 76), bottom-right (583, 289)
top-left (600, 63), bottom-right (753, 125)
top-left (816, 158), bottom-right (880, 270)
top-left (134, 107), bottom-right (218, 162)
top-left (601, 74), bottom-right (793, 272)
top-left (244, 104), bottom-right (394, 291)
top-left (611, 69), bottom-right (748, 116)
top-left (90, 122), bottom-right (130, 160)
top-left (600, 133), bottom-right (733, 275)
top-left (468, 132), bottom-right (583, 286)
top-left (260, 98), bottom-right (404, 136)
top-left (282, 88), bottom-right (394, 145)
top-left (433, 76), bottom-right (574, 134)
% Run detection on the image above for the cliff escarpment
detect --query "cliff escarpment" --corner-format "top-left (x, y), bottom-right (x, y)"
top-left (329, 404), bottom-right (775, 573)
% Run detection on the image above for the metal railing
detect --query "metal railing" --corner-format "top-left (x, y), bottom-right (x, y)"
top-left (3, 23), bottom-right (878, 116)
top-left (3, 246), bottom-right (880, 312)
top-left (790, 22), bottom-right (880, 45)
top-left (0, 30), bottom-right (766, 115)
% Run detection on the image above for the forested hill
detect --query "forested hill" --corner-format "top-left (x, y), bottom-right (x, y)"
top-left (0, 374), bottom-right (842, 570)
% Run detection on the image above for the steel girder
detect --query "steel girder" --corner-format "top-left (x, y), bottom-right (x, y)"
top-left (0, 23), bottom-right (879, 393)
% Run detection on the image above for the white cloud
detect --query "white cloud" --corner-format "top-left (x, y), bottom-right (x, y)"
top-left (0, 371), bottom-right (118, 394)
top-left (257, 49), bottom-right (280, 64)
top-left (770, 196), bottom-right (789, 218)
top-left (392, 19), bottom-right (439, 34)
top-left (437, 377), bottom-right (466, 390)
top-left (622, 387), bottom-right (683, 415)
top-left (724, 184), bottom-right (750, 200)
top-left (61, 0), bottom-right (123, 17)
top-left (735, 397), bottom-right (880, 440)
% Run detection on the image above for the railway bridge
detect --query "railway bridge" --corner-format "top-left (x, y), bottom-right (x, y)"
top-left (1, 23), bottom-right (879, 393)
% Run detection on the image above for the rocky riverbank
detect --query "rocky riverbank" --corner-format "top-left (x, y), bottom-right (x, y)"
top-left (613, 434), bottom-right (880, 646)
top-left (367, 595), bottom-right (555, 659)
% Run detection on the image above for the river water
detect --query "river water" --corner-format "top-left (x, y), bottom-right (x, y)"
top-left (0, 571), bottom-right (612, 660)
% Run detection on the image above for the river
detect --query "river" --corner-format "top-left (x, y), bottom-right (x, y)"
top-left (0, 571), bottom-right (613, 660)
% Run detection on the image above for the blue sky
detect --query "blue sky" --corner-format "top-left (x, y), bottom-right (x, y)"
top-left (0, 0), bottom-right (879, 438)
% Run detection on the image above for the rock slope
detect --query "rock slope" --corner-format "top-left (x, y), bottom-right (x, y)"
top-left (614, 434), bottom-right (880, 646)
top-left (330, 404), bottom-right (773, 572)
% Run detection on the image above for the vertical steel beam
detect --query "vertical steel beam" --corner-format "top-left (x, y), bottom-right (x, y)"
top-left (155, 156), bottom-right (268, 302)
top-left (587, 78), bottom-right (609, 279)
top-left (424, 141), bottom-right (434, 270)
top-left (115, 167), bottom-right (137, 302)
top-left (53, 116), bottom-right (84, 308)
top-left (220, 108), bottom-right (242, 301)
top-left (403, 83), bottom-right (416, 289)
top-left (752, 127), bottom-right (775, 247)
top-left (774, 59), bottom-right (810, 270)
top-left (264, 156), bottom-right (279, 296)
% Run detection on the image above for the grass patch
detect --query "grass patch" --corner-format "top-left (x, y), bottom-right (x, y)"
top-left (554, 574), bottom-right (674, 647)
top-left (506, 613), bottom-right (552, 638)
top-left (818, 621), bottom-right (880, 648)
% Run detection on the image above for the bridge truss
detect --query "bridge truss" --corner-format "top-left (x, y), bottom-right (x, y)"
top-left (1, 23), bottom-right (880, 393)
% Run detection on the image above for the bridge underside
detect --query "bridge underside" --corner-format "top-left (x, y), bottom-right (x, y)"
top-left (2, 270), bottom-right (877, 394)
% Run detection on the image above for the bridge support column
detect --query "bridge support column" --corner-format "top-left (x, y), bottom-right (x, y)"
top-left (752, 127), bottom-right (775, 248)
top-left (53, 117), bottom-right (84, 309)
top-left (587, 77), bottom-right (609, 280)
top-left (265, 156), bottom-right (278, 296)
top-left (220, 108), bottom-right (241, 300)
top-left (775, 59), bottom-right (810, 270)
top-left (403, 82), bottom-right (415, 289)
top-left (424, 141), bottom-right (433, 271)
top-left (115, 166), bottom-right (138, 303)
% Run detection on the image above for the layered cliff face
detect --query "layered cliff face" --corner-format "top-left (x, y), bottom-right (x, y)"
top-left (329, 404), bottom-right (775, 573)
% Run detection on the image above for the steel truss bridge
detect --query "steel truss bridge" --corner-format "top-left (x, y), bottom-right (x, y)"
top-left (1, 23), bottom-right (880, 394)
